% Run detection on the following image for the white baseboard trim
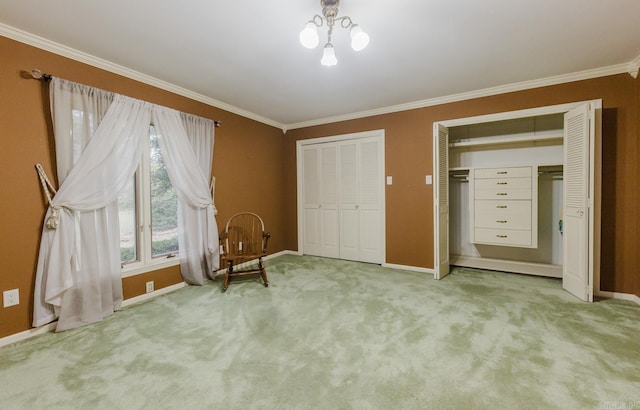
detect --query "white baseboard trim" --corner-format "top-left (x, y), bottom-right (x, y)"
top-left (451, 255), bottom-right (563, 278)
top-left (121, 281), bottom-right (188, 308)
top-left (0, 322), bottom-right (57, 348)
top-left (266, 250), bottom-right (301, 259)
top-left (382, 263), bottom-right (435, 274)
top-left (214, 250), bottom-right (300, 276)
top-left (0, 281), bottom-right (189, 348)
top-left (595, 290), bottom-right (640, 305)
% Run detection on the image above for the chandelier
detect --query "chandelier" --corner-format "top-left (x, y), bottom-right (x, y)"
top-left (299, 0), bottom-right (370, 67)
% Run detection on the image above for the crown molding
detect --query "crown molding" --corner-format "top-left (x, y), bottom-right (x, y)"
top-left (4, 23), bottom-right (638, 132)
top-left (628, 54), bottom-right (640, 79)
top-left (0, 23), bottom-right (284, 130)
top-left (285, 61), bottom-right (635, 130)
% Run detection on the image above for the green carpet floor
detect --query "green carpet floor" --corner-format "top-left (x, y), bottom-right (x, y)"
top-left (0, 254), bottom-right (638, 409)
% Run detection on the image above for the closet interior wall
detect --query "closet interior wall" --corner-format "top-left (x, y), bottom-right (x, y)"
top-left (448, 114), bottom-right (565, 277)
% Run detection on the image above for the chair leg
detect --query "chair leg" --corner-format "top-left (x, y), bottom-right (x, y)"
top-left (223, 261), bottom-right (232, 292)
top-left (259, 258), bottom-right (269, 287)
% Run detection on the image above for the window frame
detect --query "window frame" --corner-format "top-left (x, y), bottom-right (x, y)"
top-left (121, 126), bottom-right (179, 278)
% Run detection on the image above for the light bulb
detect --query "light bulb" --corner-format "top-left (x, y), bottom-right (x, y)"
top-left (350, 25), bottom-right (370, 51)
top-left (299, 22), bottom-right (319, 49)
top-left (321, 44), bottom-right (338, 66)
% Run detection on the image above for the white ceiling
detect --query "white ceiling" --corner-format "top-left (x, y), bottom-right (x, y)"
top-left (1, 0), bottom-right (640, 130)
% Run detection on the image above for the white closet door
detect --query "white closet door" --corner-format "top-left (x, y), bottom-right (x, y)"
top-left (434, 123), bottom-right (450, 279)
top-left (321, 145), bottom-right (340, 258)
top-left (302, 145), bottom-right (339, 258)
top-left (302, 147), bottom-right (322, 256)
top-left (339, 138), bottom-right (383, 263)
top-left (298, 130), bottom-right (385, 264)
top-left (358, 138), bottom-right (383, 263)
top-left (339, 142), bottom-right (359, 260)
top-left (562, 103), bottom-right (593, 301)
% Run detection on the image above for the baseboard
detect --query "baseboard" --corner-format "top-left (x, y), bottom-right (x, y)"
top-left (121, 281), bottom-right (188, 308)
top-left (0, 282), bottom-right (188, 348)
top-left (382, 263), bottom-right (435, 274)
top-left (595, 290), bottom-right (640, 305)
top-left (267, 250), bottom-right (301, 259)
top-left (214, 250), bottom-right (300, 277)
top-left (0, 322), bottom-right (57, 348)
top-left (451, 255), bottom-right (563, 278)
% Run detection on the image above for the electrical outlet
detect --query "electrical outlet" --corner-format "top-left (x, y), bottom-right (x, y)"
top-left (145, 281), bottom-right (154, 294)
top-left (3, 289), bottom-right (19, 308)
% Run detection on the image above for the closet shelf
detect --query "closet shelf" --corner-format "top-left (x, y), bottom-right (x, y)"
top-left (449, 133), bottom-right (562, 148)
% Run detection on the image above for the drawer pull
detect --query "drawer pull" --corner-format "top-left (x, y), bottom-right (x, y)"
top-left (496, 193), bottom-right (508, 196)
top-left (496, 234), bottom-right (508, 238)
top-left (496, 220), bottom-right (507, 223)
top-left (496, 205), bottom-right (507, 209)
top-left (496, 182), bottom-right (508, 185)
top-left (496, 171), bottom-right (508, 174)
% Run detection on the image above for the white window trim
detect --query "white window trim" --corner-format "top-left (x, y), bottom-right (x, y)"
top-left (121, 126), bottom-right (180, 278)
top-left (122, 257), bottom-right (180, 278)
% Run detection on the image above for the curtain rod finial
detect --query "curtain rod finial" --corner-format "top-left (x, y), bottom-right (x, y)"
top-left (29, 68), bottom-right (52, 81)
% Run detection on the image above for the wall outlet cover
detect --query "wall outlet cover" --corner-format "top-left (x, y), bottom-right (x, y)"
top-left (3, 289), bottom-right (19, 308)
top-left (145, 281), bottom-right (154, 294)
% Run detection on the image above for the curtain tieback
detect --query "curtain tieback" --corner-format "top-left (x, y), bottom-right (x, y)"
top-left (35, 163), bottom-right (61, 230)
top-left (47, 207), bottom-right (61, 230)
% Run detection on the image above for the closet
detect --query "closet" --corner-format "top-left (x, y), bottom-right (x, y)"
top-left (433, 101), bottom-right (601, 302)
top-left (297, 130), bottom-right (385, 264)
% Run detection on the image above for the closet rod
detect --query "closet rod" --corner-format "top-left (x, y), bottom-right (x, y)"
top-left (537, 170), bottom-right (563, 175)
top-left (27, 68), bottom-right (222, 127)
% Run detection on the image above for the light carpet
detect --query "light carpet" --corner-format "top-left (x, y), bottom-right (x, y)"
top-left (0, 254), bottom-right (638, 409)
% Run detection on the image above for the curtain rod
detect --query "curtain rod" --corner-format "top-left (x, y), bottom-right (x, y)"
top-left (27, 68), bottom-right (222, 128)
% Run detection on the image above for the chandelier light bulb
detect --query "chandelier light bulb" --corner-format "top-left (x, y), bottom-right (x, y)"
top-left (350, 25), bottom-right (369, 51)
top-left (299, 22), bottom-right (320, 49)
top-left (321, 44), bottom-right (338, 66)
top-left (300, 0), bottom-right (367, 66)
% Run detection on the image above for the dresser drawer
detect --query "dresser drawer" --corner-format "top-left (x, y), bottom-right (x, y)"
top-left (474, 228), bottom-right (532, 247)
top-left (474, 177), bottom-right (531, 191)
top-left (474, 200), bottom-right (532, 230)
top-left (474, 188), bottom-right (532, 200)
top-left (474, 166), bottom-right (532, 179)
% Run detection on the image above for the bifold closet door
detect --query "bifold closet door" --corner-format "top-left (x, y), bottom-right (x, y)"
top-left (562, 103), bottom-right (594, 302)
top-left (339, 138), bottom-right (383, 263)
top-left (433, 123), bottom-right (450, 279)
top-left (301, 145), bottom-right (339, 258)
top-left (302, 137), bottom-right (383, 263)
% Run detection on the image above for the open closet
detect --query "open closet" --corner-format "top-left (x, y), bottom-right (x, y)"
top-left (433, 101), bottom-right (601, 301)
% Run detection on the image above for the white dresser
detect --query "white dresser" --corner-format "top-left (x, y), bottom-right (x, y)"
top-left (470, 166), bottom-right (538, 248)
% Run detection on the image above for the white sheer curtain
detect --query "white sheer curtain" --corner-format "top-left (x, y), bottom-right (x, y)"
top-left (153, 109), bottom-right (219, 284)
top-left (34, 79), bottom-right (151, 331)
top-left (34, 78), bottom-right (218, 331)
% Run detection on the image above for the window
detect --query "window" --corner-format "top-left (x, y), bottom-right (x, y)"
top-left (119, 125), bottom-right (179, 275)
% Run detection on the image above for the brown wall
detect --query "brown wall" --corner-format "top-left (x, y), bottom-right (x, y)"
top-left (0, 37), bottom-right (286, 338)
top-left (285, 74), bottom-right (640, 297)
top-left (2, 35), bottom-right (639, 340)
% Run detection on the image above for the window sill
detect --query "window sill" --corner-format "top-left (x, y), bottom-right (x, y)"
top-left (121, 257), bottom-right (180, 278)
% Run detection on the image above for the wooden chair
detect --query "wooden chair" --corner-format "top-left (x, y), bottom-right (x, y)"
top-left (218, 212), bottom-right (270, 292)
